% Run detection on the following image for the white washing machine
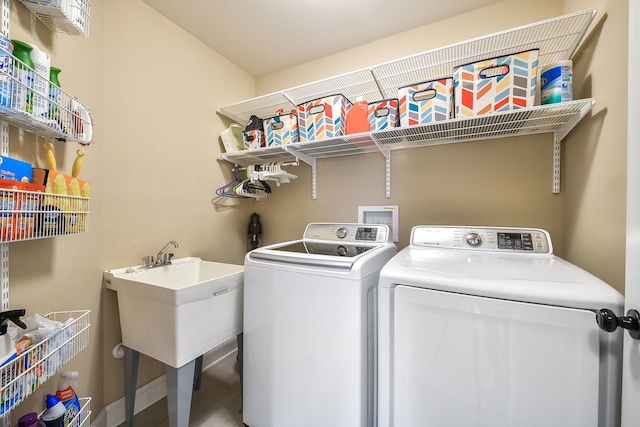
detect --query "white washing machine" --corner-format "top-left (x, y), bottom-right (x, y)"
top-left (243, 223), bottom-right (397, 427)
top-left (378, 226), bottom-right (624, 427)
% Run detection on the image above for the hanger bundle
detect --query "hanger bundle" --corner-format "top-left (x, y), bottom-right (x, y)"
top-left (216, 167), bottom-right (268, 199)
top-left (216, 162), bottom-right (297, 199)
top-left (249, 162), bottom-right (297, 186)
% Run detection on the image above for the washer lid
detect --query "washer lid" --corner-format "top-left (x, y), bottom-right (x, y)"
top-left (380, 227), bottom-right (623, 311)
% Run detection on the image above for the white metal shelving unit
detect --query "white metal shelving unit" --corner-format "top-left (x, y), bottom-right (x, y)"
top-left (218, 9), bottom-right (597, 199)
top-left (0, 0), bottom-right (92, 423)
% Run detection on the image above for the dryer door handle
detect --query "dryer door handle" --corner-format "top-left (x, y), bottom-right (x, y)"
top-left (596, 308), bottom-right (640, 339)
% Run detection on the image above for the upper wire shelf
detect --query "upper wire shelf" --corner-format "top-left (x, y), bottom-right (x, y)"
top-left (218, 9), bottom-right (596, 125)
top-left (220, 99), bottom-right (595, 167)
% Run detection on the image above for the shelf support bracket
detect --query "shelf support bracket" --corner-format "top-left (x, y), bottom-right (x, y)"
top-left (284, 146), bottom-right (317, 200)
top-left (552, 133), bottom-right (561, 194)
top-left (0, 119), bottom-right (7, 311)
top-left (370, 134), bottom-right (392, 198)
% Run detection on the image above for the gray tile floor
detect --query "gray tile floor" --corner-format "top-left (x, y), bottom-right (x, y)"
top-left (120, 351), bottom-right (243, 427)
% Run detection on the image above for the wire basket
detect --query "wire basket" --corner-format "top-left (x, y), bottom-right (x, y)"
top-left (0, 41), bottom-right (93, 144)
top-left (17, 0), bottom-right (91, 38)
top-left (0, 187), bottom-right (90, 242)
top-left (0, 310), bottom-right (90, 416)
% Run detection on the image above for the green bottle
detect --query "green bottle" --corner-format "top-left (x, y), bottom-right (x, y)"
top-left (10, 39), bottom-right (34, 114)
top-left (49, 66), bottom-right (62, 123)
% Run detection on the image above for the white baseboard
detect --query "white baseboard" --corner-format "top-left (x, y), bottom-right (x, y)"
top-left (98, 339), bottom-right (237, 427)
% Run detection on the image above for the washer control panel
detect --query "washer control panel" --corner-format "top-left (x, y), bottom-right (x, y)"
top-left (411, 226), bottom-right (552, 254)
top-left (304, 223), bottom-right (390, 243)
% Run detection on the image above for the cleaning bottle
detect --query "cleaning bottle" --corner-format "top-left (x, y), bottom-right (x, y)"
top-left (27, 42), bottom-right (50, 121)
top-left (16, 412), bottom-right (45, 427)
top-left (10, 40), bottom-right (35, 114)
top-left (55, 372), bottom-right (81, 426)
top-left (41, 394), bottom-right (66, 427)
top-left (345, 96), bottom-right (370, 134)
top-left (0, 309), bottom-right (27, 367)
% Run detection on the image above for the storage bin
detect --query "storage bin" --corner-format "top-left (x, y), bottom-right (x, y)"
top-left (398, 79), bottom-right (453, 127)
top-left (453, 49), bottom-right (539, 117)
top-left (297, 94), bottom-right (351, 142)
top-left (263, 109), bottom-right (299, 146)
top-left (243, 130), bottom-right (265, 150)
top-left (368, 99), bottom-right (399, 131)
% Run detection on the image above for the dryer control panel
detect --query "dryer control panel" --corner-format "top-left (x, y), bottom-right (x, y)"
top-left (410, 226), bottom-right (552, 254)
top-left (304, 223), bottom-right (390, 243)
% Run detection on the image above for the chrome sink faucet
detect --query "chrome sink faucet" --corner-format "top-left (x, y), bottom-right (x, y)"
top-left (142, 240), bottom-right (179, 268)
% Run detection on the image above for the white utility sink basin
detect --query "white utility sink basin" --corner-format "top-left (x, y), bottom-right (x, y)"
top-left (104, 257), bottom-right (244, 368)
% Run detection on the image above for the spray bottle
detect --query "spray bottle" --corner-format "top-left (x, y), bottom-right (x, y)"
top-left (0, 309), bottom-right (26, 367)
top-left (55, 372), bottom-right (81, 426)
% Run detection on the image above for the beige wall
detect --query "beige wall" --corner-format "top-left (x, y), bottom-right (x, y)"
top-left (8, 0), bottom-right (256, 421)
top-left (253, 0), bottom-right (628, 294)
top-left (254, 0), bottom-right (568, 250)
top-left (562, 0), bottom-right (628, 294)
top-left (101, 0), bottom-right (255, 408)
top-left (4, 0), bottom-right (629, 422)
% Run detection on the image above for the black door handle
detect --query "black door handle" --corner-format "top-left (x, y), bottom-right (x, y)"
top-left (596, 308), bottom-right (640, 339)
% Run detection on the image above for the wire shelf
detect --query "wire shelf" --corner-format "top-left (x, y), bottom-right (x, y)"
top-left (0, 310), bottom-right (90, 416)
top-left (219, 99), bottom-right (594, 167)
top-left (0, 43), bottom-right (92, 144)
top-left (218, 9), bottom-right (596, 124)
top-left (17, 0), bottom-right (91, 38)
top-left (0, 188), bottom-right (90, 242)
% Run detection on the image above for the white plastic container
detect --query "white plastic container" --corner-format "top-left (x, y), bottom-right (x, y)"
top-left (541, 59), bottom-right (573, 104)
top-left (27, 43), bottom-right (51, 121)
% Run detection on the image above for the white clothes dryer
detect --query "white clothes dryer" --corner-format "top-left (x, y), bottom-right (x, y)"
top-left (378, 226), bottom-right (623, 427)
top-left (243, 223), bottom-right (397, 427)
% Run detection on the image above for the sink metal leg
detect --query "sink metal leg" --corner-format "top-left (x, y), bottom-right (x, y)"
top-left (237, 333), bottom-right (243, 413)
top-left (193, 355), bottom-right (203, 391)
top-left (123, 347), bottom-right (140, 427)
top-left (166, 359), bottom-right (196, 427)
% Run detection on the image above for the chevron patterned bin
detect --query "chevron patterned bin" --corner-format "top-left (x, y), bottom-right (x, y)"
top-left (453, 49), bottom-right (539, 117)
top-left (398, 79), bottom-right (453, 127)
top-left (297, 94), bottom-right (351, 142)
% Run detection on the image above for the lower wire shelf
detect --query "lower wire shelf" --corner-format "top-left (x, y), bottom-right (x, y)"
top-left (0, 188), bottom-right (90, 242)
top-left (0, 310), bottom-right (91, 417)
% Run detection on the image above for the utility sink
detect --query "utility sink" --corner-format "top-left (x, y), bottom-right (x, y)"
top-left (104, 257), bottom-right (244, 368)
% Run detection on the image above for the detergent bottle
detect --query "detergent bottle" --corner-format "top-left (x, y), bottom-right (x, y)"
top-left (16, 412), bottom-right (45, 427)
top-left (27, 42), bottom-right (50, 120)
top-left (345, 96), bottom-right (370, 134)
top-left (41, 394), bottom-right (66, 427)
top-left (55, 372), bottom-right (81, 426)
